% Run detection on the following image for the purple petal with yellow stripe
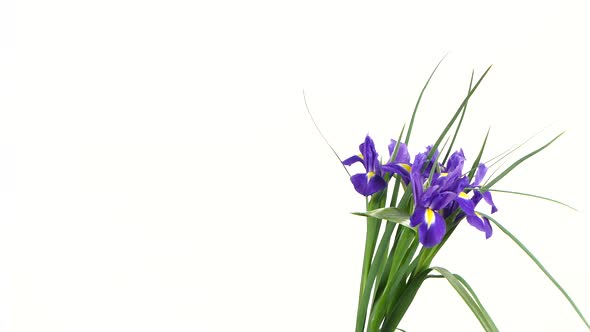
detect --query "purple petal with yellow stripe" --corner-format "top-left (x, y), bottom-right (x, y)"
top-left (350, 172), bottom-right (387, 196)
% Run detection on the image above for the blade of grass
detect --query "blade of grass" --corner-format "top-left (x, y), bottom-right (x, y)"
top-left (431, 267), bottom-right (498, 331)
top-left (426, 65), bottom-right (493, 162)
top-left (481, 188), bottom-right (576, 211)
top-left (483, 132), bottom-right (563, 189)
top-left (453, 274), bottom-right (497, 330)
top-left (467, 127), bottom-right (490, 180)
top-left (404, 54), bottom-right (447, 145)
top-left (442, 70), bottom-right (475, 164)
top-left (482, 212), bottom-right (590, 330)
top-left (302, 90), bottom-right (350, 177)
top-left (355, 222), bottom-right (396, 332)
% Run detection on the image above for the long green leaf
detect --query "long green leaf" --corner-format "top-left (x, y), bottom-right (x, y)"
top-left (483, 132), bottom-right (563, 189)
top-left (467, 128), bottom-right (490, 181)
top-left (482, 213), bottom-right (590, 330)
top-left (356, 222), bottom-right (396, 332)
top-left (453, 274), bottom-right (497, 330)
top-left (427, 65), bottom-right (493, 162)
top-left (380, 269), bottom-right (431, 332)
top-left (404, 54), bottom-right (447, 145)
top-left (442, 70), bottom-right (475, 164)
top-left (482, 188), bottom-right (577, 211)
top-left (302, 90), bottom-right (350, 176)
top-left (431, 267), bottom-right (498, 332)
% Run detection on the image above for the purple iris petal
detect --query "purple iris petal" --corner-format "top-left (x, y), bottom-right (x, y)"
top-left (410, 207), bottom-right (426, 227)
top-left (466, 213), bottom-right (493, 239)
top-left (418, 210), bottom-right (446, 248)
top-left (388, 140), bottom-right (410, 164)
top-left (455, 194), bottom-right (475, 215)
top-left (473, 163), bottom-right (488, 186)
top-left (483, 191), bottom-right (498, 214)
top-left (446, 149), bottom-right (465, 173)
top-left (381, 163), bottom-right (411, 184)
top-left (429, 191), bottom-right (458, 210)
top-left (410, 157), bottom-right (426, 202)
top-left (359, 136), bottom-right (378, 171)
top-left (350, 173), bottom-right (387, 196)
top-left (342, 155), bottom-right (363, 166)
top-left (411, 207), bottom-right (447, 247)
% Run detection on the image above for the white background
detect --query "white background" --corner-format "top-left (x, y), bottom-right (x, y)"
top-left (1, 0), bottom-right (589, 331)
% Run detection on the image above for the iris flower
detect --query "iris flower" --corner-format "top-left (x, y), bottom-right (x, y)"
top-left (342, 135), bottom-right (387, 196)
top-left (409, 152), bottom-right (459, 247)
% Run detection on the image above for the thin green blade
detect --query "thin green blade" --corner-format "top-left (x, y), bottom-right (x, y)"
top-left (483, 132), bottom-right (563, 189)
top-left (302, 90), bottom-right (350, 177)
top-left (404, 54), bottom-right (447, 145)
top-left (427, 65), bottom-right (493, 162)
top-left (431, 267), bottom-right (499, 332)
top-left (483, 188), bottom-right (577, 211)
top-left (467, 127), bottom-right (490, 180)
top-left (482, 213), bottom-right (590, 330)
top-left (443, 70), bottom-right (475, 164)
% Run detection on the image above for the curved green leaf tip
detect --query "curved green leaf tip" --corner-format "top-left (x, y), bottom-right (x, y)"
top-left (352, 207), bottom-right (413, 229)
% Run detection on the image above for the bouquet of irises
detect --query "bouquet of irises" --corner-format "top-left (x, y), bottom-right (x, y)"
top-left (312, 63), bottom-right (589, 331)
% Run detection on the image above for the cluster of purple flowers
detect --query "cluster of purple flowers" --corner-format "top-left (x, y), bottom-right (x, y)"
top-left (344, 135), bottom-right (498, 247)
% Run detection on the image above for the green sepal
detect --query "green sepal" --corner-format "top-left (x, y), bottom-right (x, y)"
top-left (352, 207), bottom-right (413, 230)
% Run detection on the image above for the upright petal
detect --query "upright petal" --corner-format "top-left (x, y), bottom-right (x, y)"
top-left (410, 152), bottom-right (427, 202)
top-left (428, 191), bottom-right (458, 211)
top-left (472, 163), bottom-right (488, 186)
top-left (388, 139), bottom-right (410, 164)
top-left (360, 135), bottom-right (378, 172)
top-left (446, 149), bottom-right (465, 173)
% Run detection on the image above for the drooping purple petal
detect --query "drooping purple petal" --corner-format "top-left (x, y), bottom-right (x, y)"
top-left (466, 214), bottom-right (486, 233)
top-left (454, 193), bottom-right (475, 215)
top-left (417, 209), bottom-right (446, 247)
top-left (342, 154), bottom-right (364, 166)
top-left (483, 191), bottom-right (498, 214)
top-left (381, 163), bottom-right (411, 184)
top-left (466, 213), bottom-right (493, 239)
top-left (482, 215), bottom-right (493, 239)
top-left (350, 173), bottom-right (387, 197)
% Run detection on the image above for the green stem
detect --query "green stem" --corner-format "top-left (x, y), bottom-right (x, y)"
top-left (356, 193), bottom-right (387, 332)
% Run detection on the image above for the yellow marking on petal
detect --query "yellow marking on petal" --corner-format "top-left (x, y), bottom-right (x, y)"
top-left (425, 208), bottom-right (436, 227)
top-left (367, 171), bottom-right (375, 180)
top-left (357, 153), bottom-right (364, 160)
top-left (459, 192), bottom-right (469, 199)
top-left (475, 212), bottom-right (482, 218)
top-left (400, 163), bottom-right (411, 172)
top-left (439, 172), bottom-right (448, 177)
